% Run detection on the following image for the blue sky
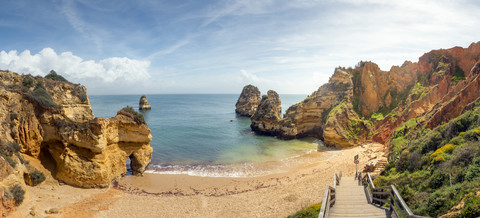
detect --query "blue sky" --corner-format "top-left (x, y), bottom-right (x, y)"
top-left (1, 0), bottom-right (480, 95)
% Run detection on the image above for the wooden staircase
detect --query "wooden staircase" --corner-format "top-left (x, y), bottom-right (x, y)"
top-left (327, 177), bottom-right (387, 218)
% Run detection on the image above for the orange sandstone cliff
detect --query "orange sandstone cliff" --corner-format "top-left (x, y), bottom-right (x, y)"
top-left (0, 71), bottom-right (153, 194)
top-left (251, 42), bottom-right (480, 147)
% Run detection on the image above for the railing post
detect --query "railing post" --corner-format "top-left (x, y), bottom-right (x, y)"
top-left (390, 186), bottom-right (395, 213)
top-left (333, 173), bottom-right (335, 189)
top-left (319, 185), bottom-right (330, 218)
top-left (325, 188), bottom-right (331, 216)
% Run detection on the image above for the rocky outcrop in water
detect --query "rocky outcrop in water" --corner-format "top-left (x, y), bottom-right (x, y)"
top-left (235, 85), bottom-right (261, 117)
top-left (251, 42), bottom-right (480, 147)
top-left (0, 71), bottom-right (153, 189)
top-left (250, 90), bottom-right (282, 134)
top-left (139, 95), bottom-right (151, 110)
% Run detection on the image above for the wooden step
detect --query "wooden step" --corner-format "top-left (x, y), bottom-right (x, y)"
top-left (327, 177), bottom-right (387, 218)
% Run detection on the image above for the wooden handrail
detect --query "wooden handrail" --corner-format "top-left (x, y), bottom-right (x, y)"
top-left (357, 172), bottom-right (430, 218)
top-left (319, 171), bottom-right (341, 218)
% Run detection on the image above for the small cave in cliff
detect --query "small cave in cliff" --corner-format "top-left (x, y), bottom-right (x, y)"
top-left (127, 153), bottom-right (146, 176)
top-left (125, 156), bottom-right (133, 176)
top-left (37, 142), bottom-right (58, 176)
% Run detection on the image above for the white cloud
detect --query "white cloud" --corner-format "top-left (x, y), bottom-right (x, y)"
top-left (240, 69), bottom-right (262, 83)
top-left (0, 48), bottom-right (150, 82)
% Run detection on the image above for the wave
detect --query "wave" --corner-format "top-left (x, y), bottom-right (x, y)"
top-left (145, 163), bottom-right (286, 178)
top-left (145, 145), bottom-right (342, 178)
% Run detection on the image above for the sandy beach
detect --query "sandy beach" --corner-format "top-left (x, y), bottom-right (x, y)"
top-left (10, 143), bottom-right (386, 218)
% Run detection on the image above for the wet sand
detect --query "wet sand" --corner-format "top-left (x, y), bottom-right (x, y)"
top-left (10, 143), bottom-right (386, 218)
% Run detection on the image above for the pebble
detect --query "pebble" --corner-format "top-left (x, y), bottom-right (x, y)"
top-left (29, 210), bottom-right (35, 216)
top-left (45, 208), bottom-right (60, 214)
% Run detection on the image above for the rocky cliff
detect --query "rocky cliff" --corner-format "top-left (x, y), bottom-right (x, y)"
top-left (251, 42), bottom-right (480, 147)
top-left (0, 71), bottom-right (153, 191)
top-left (235, 85), bottom-right (261, 117)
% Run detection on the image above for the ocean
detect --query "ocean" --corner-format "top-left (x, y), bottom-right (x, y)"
top-left (89, 94), bottom-right (327, 177)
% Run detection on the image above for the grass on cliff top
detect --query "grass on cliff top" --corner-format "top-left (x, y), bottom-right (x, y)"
top-left (22, 75), bottom-right (35, 88)
top-left (26, 82), bottom-right (61, 109)
top-left (376, 105), bottom-right (480, 217)
top-left (119, 106), bottom-right (146, 125)
top-left (45, 70), bottom-right (69, 82)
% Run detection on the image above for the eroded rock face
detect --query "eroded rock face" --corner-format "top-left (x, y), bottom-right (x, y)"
top-left (0, 71), bottom-right (153, 188)
top-left (47, 113), bottom-right (153, 188)
top-left (235, 85), bottom-right (261, 117)
top-left (373, 42), bottom-right (480, 143)
top-left (250, 90), bottom-right (282, 134)
top-left (251, 42), bottom-right (480, 147)
top-left (139, 95), bottom-right (151, 110)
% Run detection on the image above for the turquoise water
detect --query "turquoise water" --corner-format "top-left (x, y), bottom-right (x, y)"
top-left (89, 94), bottom-right (325, 177)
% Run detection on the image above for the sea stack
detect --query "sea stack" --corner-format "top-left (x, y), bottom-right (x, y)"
top-left (139, 95), bottom-right (152, 110)
top-left (250, 90), bottom-right (282, 134)
top-left (235, 84), bottom-right (261, 117)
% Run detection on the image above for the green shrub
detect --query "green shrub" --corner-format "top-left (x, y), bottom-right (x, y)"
top-left (9, 184), bottom-right (25, 204)
top-left (396, 150), bottom-right (411, 172)
top-left (0, 142), bottom-right (22, 167)
top-left (29, 170), bottom-right (46, 185)
top-left (429, 171), bottom-right (448, 189)
top-left (463, 128), bottom-right (480, 141)
top-left (287, 203), bottom-right (322, 218)
top-left (450, 144), bottom-right (478, 167)
top-left (1, 155), bottom-right (16, 167)
top-left (452, 65), bottom-right (466, 82)
top-left (420, 131), bottom-right (443, 154)
top-left (408, 150), bottom-right (424, 171)
top-left (370, 112), bottom-right (385, 121)
top-left (449, 135), bottom-right (465, 145)
top-left (26, 82), bottom-right (61, 109)
top-left (22, 75), bottom-right (35, 88)
top-left (119, 106), bottom-right (146, 125)
top-left (462, 193), bottom-right (480, 218)
top-left (3, 142), bottom-right (21, 155)
top-left (45, 70), bottom-right (68, 82)
top-left (465, 156), bottom-right (480, 181)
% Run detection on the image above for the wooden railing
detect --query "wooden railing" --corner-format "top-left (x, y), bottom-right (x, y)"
top-left (356, 172), bottom-right (429, 218)
top-left (318, 171), bottom-right (341, 218)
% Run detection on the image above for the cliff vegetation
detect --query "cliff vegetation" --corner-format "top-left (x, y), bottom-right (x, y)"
top-left (375, 101), bottom-right (480, 217)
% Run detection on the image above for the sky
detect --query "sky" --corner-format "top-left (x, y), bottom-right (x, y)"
top-left (1, 0), bottom-right (480, 95)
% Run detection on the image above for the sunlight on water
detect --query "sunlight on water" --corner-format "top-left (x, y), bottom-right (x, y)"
top-left (89, 94), bottom-right (337, 177)
top-left (217, 137), bottom-right (318, 164)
